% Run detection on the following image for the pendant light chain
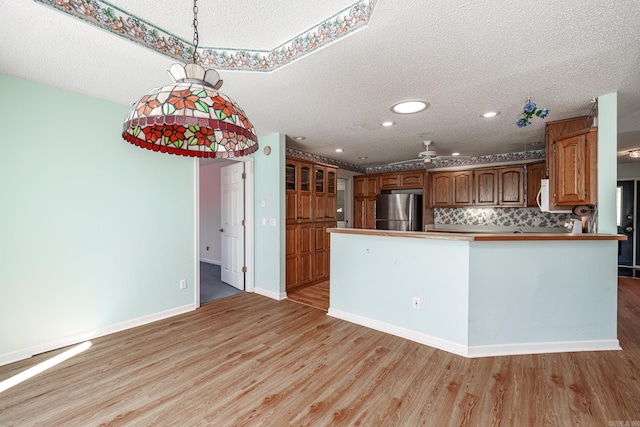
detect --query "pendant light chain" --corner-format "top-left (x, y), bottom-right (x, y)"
top-left (192, 0), bottom-right (199, 64)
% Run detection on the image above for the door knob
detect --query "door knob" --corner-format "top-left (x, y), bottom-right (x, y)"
top-left (219, 228), bottom-right (224, 232)
top-left (625, 226), bottom-right (633, 232)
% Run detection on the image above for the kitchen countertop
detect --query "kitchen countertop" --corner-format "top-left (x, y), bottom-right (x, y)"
top-left (327, 228), bottom-right (626, 241)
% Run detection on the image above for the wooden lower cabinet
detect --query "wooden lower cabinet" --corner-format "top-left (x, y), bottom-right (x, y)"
top-left (297, 223), bottom-right (314, 287)
top-left (354, 197), bottom-right (376, 229)
top-left (285, 221), bottom-right (335, 291)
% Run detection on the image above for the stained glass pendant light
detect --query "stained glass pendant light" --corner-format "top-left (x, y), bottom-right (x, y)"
top-left (122, 0), bottom-right (258, 158)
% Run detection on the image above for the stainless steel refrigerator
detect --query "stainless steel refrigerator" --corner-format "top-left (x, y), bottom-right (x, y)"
top-left (375, 193), bottom-right (422, 231)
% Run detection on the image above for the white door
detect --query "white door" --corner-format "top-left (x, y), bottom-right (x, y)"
top-left (220, 162), bottom-right (245, 290)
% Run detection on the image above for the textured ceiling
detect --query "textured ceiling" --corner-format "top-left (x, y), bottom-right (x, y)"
top-left (2, 0), bottom-right (640, 167)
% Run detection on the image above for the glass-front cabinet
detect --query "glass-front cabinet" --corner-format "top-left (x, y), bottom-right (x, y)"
top-left (298, 162), bottom-right (312, 221)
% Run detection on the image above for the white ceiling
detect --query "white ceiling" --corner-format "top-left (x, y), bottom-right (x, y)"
top-left (2, 0), bottom-right (640, 166)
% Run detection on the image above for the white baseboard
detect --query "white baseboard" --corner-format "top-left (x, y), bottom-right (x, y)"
top-left (467, 339), bottom-right (621, 358)
top-left (199, 258), bottom-right (220, 265)
top-left (327, 308), bottom-right (621, 358)
top-left (327, 308), bottom-right (469, 357)
top-left (0, 303), bottom-right (197, 367)
top-left (254, 287), bottom-right (287, 300)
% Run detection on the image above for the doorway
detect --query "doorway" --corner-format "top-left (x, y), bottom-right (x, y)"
top-left (337, 178), bottom-right (347, 228)
top-left (197, 158), bottom-right (255, 306)
top-left (617, 180), bottom-right (634, 267)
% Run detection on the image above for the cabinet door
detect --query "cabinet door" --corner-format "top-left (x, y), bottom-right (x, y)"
top-left (545, 116), bottom-right (590, 207)
top-left (431, 172), bottom-right (452, 207)
top-left (285, 225), bottom-right (298, 290)
top-left (285, 160), bottom-right (298, 222)
top-left (354, 176), bottom-right (367, 197)
top-left (475, 169), bottom-right (498, 206)
top-left (365, 198), bottom-right (377, 229)
top-left (314, 166), bottom-right (326, 220)
top-left (499, 167), bottom-right (525, 206)
top-left (555, 134), bottom-right (589, 206)
top-left (380, 173), bottom-right (401, 190)
top-left (298, 223), bottom-right (314, 286)
top-left (400, 171), bottom-right (424, 188)
top-left (313, 223), bottom-right (328, 281)
top-left (452, 171), bottom-right (473, 206)
top-left (366, 176), bottom-right (379, 197)
top-left (298, 162), bottom-right (313, 221)
top-left (325, 169), bottom-right (337, 220)
top-left (526, 162), bottom-right (546, 207)
top-left (354, 197), bottom-right (367, 228)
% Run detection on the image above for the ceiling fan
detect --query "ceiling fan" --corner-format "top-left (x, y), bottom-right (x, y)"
top-left (388, 141), bottom-right (468, 166)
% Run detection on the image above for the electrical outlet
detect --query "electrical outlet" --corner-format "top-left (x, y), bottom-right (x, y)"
top-left (412, 297), bottom-right (420, 310)
top-left (180, 279), bottom-right (187, 289)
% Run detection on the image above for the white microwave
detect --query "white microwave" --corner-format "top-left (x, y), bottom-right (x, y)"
top-left (536, 179), bottom-right (572, 213)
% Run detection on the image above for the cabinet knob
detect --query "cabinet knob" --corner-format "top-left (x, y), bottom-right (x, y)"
top-left (219, 228), bottom-right (224, 232)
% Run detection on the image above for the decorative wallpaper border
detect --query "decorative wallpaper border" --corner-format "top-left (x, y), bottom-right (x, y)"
top-left (364, 149), bottom-right (546, 174)
top-left (286, 148), bottom-right (546, 175)
top-left (286, 148), bottom-right (366, 173)
top-left (34, 0), bottom-right (377, 72)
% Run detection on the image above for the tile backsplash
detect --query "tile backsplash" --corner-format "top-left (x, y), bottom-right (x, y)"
top-left (434, 207), bottom-right (574, 228)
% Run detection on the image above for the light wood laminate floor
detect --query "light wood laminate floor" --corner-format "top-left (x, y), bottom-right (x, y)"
top-left (287, 280), bottom-right (330, 311)
top-left (1, 278), bottom-right (639, 426)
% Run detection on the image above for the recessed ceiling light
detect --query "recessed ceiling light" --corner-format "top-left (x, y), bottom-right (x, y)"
top-left (391, 100), bottom-right (429, 114)
top-left (335, 148), bottom-right (343, 152)
top-left (482, 111), bottom-right (500, 118)
top-left (452, 152), bottom-right (460, 156)
top-left (293, 136), bottom-right (305, 140)
top-left (382, 121), bottom-right (395, 127)
top-left (359, 156), bottom-right (368, 160)
top-left (630, 150), bottom-right (640, 158)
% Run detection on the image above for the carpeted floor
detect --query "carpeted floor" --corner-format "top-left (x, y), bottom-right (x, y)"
top-left (200, 262), bottom-right (243, 304)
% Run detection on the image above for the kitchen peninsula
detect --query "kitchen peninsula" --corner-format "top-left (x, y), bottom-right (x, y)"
top-left (328, 228), bottom-right (624, 358)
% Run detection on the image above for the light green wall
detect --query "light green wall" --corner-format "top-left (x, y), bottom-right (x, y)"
top-left (598, 93), bottom-right (618, 234)
top-left (253, 133), bottom-right (286, 295)
top-left (468, 241), bottom-right (617, 345)
top-left (330, 234), bottom-right (470, 345)
top-left (329, 233), bottom-right (618, 354)
top-left (0, 74), bottom-right (196, 359)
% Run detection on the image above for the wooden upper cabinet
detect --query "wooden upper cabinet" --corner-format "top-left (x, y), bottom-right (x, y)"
top-left (498, 167), bottom-right (525, 206)
top-left (545, 116), bottom-right (597, 210)
top-left (285, 160), bottom-right (298, 221)
top-left (554, 128), bottom-right (597, 206)
top-left (355, 175), bottom-right (379, 197)
top-left (452, 171), bottom-right (473, 206)
top-left (325, 168), bottom-right (337, 220)
top-left (379, 174), bottom-right (401, 190)
top-left (401, 171), bottom-right (424, 188)
top-left (314, 165), bottom-right (326, 220)
top-left (526, 162), bottom-right (546, 207)
top-left (379, 171), bottom-right (424, 190)
top-left (298, 162), bottom-right (313, 221)
top-left (474, 169), bottom-right (498, 206)
top-left (431, 172), bottom-right (452, 207)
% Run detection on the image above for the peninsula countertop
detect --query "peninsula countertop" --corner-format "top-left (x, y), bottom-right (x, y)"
top-left (327, 228), bottom-right (626, 241)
